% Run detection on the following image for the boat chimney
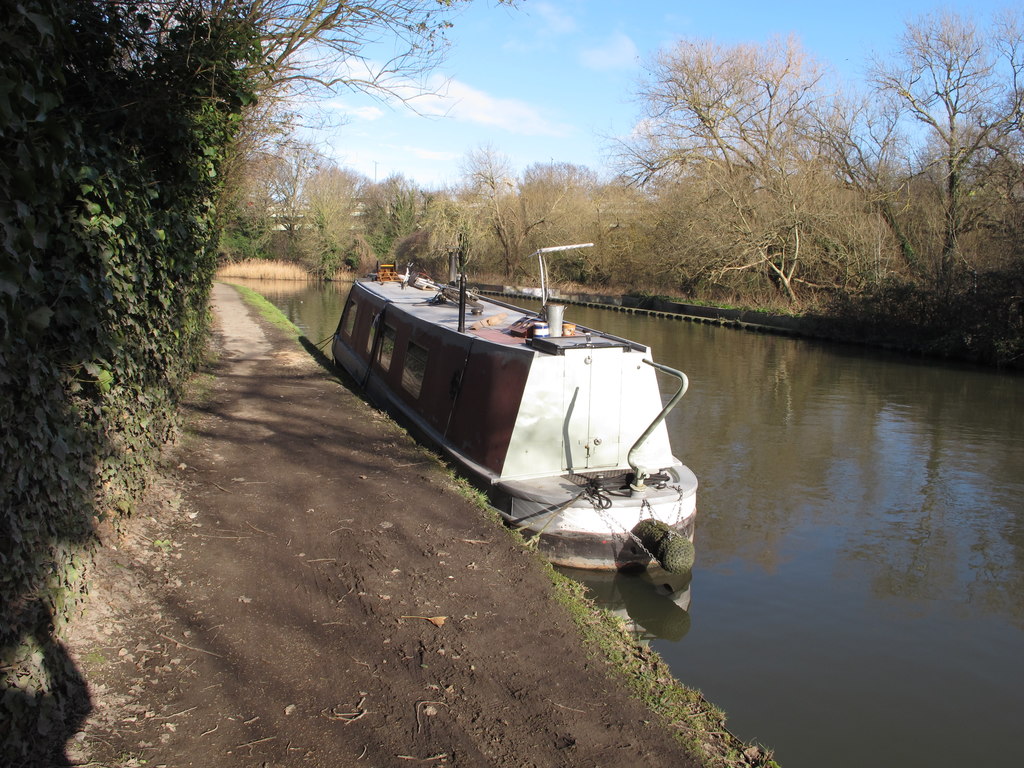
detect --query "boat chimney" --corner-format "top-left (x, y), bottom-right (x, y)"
top-left (546, 304), bottom-right (565, 337)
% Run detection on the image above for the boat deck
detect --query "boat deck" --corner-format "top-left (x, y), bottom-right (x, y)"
top-left (360, 278), bottom-right (642, 354)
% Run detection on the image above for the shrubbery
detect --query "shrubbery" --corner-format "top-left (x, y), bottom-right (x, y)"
top-left (821, 270), bottom-right (1024, 366)
top-left (0, 1), bottom-right (258, 760)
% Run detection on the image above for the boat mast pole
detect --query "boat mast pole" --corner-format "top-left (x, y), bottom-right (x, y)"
top-left (530, 243), bottom-right (593, 308)
top-left (458, 273), bottom-right (467, 333)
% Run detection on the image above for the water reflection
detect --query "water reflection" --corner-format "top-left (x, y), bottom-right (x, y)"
top-left (222, 277), bottom-right (352, 346)
top-left (557, 566), bottom-right (693, 641)
top-left (560, 306), bottom-right (1024, 625)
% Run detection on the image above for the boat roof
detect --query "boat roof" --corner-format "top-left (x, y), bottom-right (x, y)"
top-left (353, 278), bottom-right (647, 355)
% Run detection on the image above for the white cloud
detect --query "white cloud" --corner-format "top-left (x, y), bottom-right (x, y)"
top-left (502, 0), bottom-right (577, 53)
top-left (327, 57), bottom-right (571, 137)
top-left (326, 100), bottom-right (385, 121)
top-left (350, 105), bottom-right (385, 121)
top-left (400, 76), bottom-right (573, 137)
top-left (580, 32), bottom-right (640, 71)
top-left (533, 2), bottom-right (577, 35)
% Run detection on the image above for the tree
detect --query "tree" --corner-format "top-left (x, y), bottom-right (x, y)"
top-left (621, 35), bottom-right (839, 303)
top-left (462, 146), bottom-right (537, 279)
top-left (301, 164), bottom-right (369, 276)
top-left (212, 0), bottom-right (519, 260)
top-left (225, 0), bottom-right (515, 99)
top-left (814, 90), bottom-right (920, 277)
top-left (462, 148), bottom-right (604, 281)
top-left (517, 162), bottom-right (606, 284)
top-left (264, 140), bottom-right (321, 255)
top-left (361, 174), bottom-right (424, 260)
top-left (870, 10), bottom-right (1024, 284)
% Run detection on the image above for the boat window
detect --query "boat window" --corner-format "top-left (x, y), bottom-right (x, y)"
top-left (341, 299), bottom-right (358, 339)
top-left (379, 324), bottom-right (397, 370)
top-left (402, 341), bottom-right (428, 398)
top-left (365, 315), bottom-right (378, 356)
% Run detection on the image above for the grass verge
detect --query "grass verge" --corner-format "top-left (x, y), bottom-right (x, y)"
top-left (222, 281), bottom-right (303, 339)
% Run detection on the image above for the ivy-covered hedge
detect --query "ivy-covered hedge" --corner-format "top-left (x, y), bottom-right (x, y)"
top-left (1, 1), bottom-right (258, 761)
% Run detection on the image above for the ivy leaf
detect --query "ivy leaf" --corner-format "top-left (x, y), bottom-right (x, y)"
top-left (25, 12), bottom-right (54, 38)
top-left (26, 306), bottom-right (52, 330)
top-left (97, 370), bottom-right (113, 393)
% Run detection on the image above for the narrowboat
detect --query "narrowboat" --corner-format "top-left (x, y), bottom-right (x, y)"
top-left (331, 245), bottom-right (697, 572)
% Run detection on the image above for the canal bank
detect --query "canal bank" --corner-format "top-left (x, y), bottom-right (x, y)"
top-left (476, 284), bottom-right (811, 337)
top-left (476, 283), bottom-right (1024, 367)
top-left (61, 282), bottom-right (769, 768)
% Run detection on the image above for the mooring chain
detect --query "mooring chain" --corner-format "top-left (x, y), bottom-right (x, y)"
top-left (534, 479), bottom-right (687, 564)
top-left (588, 486), bottom-right (689, 565)
top-left (671, 485), bottom-right (686, 525)
top-left (589, 497), bottom-right (660, 562)
top-left (581, 482), bottom-right (613, 510)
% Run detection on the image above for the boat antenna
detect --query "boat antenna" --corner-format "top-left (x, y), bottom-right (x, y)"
top-left (530, 243), bottom-right (593, 307)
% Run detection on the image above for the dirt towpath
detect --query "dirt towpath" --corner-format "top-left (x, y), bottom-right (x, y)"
top-left (64, 282), bottom-right (704, 768)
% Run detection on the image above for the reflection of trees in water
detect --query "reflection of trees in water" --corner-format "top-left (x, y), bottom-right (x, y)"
top-left (670, 332), bottom-right (857, 572)
top-left (559, 303), bottom-right (1024, 621)
top-left (832, 364), bottom-right (1024, 625)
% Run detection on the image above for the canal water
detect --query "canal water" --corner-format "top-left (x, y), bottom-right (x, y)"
top-left (231, 278), bottom-right (1024, 768)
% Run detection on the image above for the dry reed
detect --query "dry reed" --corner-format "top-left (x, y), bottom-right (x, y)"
top-left (216, 259), bottom-right (311, 281)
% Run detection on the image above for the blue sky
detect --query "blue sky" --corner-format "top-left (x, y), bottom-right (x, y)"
top-left (311, 0), bottom-right (1013, 188)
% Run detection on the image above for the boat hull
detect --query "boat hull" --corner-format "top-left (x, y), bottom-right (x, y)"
top-left (492, 466), bottom-right (697, 571)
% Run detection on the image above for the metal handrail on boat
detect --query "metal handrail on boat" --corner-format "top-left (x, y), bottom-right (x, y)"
top-left (628, 359), bottom-right (689, 494)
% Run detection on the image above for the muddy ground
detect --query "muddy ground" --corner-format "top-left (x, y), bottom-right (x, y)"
top-left (57, 282), bottom-right (752, 768)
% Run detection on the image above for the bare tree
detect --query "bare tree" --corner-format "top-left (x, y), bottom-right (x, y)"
top-left (461, 149), bottom-right (605, 281)
top-left (462, 146), bottom-right (540, 280)
top-left (516, 162), bottom-right (609, 284)
top-left (814, 89), bottom-right (920, 276)
top-left (520, 163), bottom-right (597, 239)
top-left (202, 0), bottom-right (518, 244)
top-left (623, 35), bottom-right (826, 179)
top-left (261, 139), bottom-right (321, 255)
top-left (212, 0), bottom-right (516, 100)
top-left (621, 35), bottom-right (839, 303)
top-left (870, 10), bottom-right (1024, 283)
